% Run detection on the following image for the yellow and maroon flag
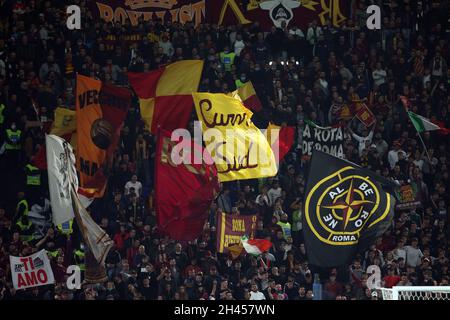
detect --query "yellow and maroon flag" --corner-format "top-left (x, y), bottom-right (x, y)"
top-left (128, 60), bottom-right (203, 133)
top-left (355, 102), bottom-right (375, 127)
top-left (229, 81), bottom-right (262, 112)
top-left (76, 74), bottom-right (132, 198)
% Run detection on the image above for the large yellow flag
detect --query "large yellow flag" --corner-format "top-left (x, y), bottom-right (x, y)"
top-left (193, 93), bottom-right (277, 182)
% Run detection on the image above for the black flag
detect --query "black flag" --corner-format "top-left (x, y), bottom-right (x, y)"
top-left (302, 150), bottom-right (396, 267)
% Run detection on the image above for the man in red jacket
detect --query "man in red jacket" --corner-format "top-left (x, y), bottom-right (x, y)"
top-left (113, 224), bottom-right (129, 256)
top-left (383, 266), bottom-right (401, 288)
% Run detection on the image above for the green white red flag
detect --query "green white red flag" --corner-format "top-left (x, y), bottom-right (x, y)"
top-left (241, 236), bottom-right (272, 256)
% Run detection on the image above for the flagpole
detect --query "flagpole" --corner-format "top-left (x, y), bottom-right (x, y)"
top-left (401, 95), bottom-right (432, 162)
top-left (258, 255), bottom-right (268, 270)
top-left (416, 131), bottom-right (431, 162)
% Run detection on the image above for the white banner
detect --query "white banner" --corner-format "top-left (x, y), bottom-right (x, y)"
top-left (10, 249), bottom-right (55, 289)
top-left (71, 186), bottom-right (113, 265)
top-left (46, 134), bottom-right (78, 226)
top-left (302, 123), bottom-right (344, 158)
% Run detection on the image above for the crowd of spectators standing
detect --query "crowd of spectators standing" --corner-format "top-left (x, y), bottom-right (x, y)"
top-left (0, 0), bottom-right (448, 300)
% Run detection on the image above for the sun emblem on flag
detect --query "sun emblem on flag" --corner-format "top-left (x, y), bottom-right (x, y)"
top-left (321, 179), bottom-right (374, 231)
top-left (304, 167), bottom-right (391, 246)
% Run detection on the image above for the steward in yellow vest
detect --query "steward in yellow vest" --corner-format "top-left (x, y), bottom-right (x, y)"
top-left (57, 220), bottom-right (73, 236)
top-left (219, 47), bottom-right (236, 72)
top-left (25, 164), bottom-right (41, 186)
top-left (15, 193), bottom-right (29, 219)
top-left (16, 215), bottom-right (34, 243)
top-left (276, 213), bottom-right (292, 240)
top-left (5, 125), bottom-right (21, 150)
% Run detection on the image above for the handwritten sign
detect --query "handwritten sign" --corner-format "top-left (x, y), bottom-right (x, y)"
top-left (193, 93), bottom-right (277, 182)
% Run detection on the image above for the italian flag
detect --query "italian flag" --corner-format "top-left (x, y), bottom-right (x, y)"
top-left (241, 236), bottom-right (272, 256)
top-left (407, 111), bottom-right (442, 132)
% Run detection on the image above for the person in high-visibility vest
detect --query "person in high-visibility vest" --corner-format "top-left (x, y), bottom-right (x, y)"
top-left (4, 122), bottom-right (22, 163)
top-left (5, 122), bottom-right (21, 150)
top-left (25, 164), bottom-right (41, 186)
top-left (219, 46), bottom-right (236, 72)
top-left (74, 247), bottom-right (85, 271)
top-left (57, 220), bottom-right (73, 236)
top-left (235, 73), bottom-right (247, 89)
top-left (48, 249), bottom-right (60, 258)
top-left (276, 213), bottom-right (292, 240)
top-left (15, 192), bottom-right (29, 221)
top-left (25, 163), bottom-right (41, 203)
top-left (16, 215), bottom-right (34, 243)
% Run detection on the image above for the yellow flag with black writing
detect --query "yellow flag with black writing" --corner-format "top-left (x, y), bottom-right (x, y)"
top-left (193, 93), bottom-right (277, 182)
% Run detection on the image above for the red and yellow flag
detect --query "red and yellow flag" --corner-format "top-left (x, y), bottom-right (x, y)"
top-left (155, 129), bottom-right (219, 241)
top-left (76, 74), bottom-right (132, 198)
top-left (128, 60), bottom-right (204, 133)
top-left (266, 123), bottom-right (295, 163)
top-left (229, 81), bottom-right (262, 112)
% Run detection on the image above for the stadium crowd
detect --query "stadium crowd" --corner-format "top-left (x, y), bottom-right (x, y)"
top-left (0, 0), bottom-right (448, 300)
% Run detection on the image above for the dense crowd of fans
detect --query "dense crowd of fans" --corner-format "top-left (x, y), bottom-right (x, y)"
top-left (0, 0), bottom-right (448, 300)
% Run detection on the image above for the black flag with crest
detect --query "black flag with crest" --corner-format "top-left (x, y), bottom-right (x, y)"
top-left (303, 150), bottom-right (396, 267)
